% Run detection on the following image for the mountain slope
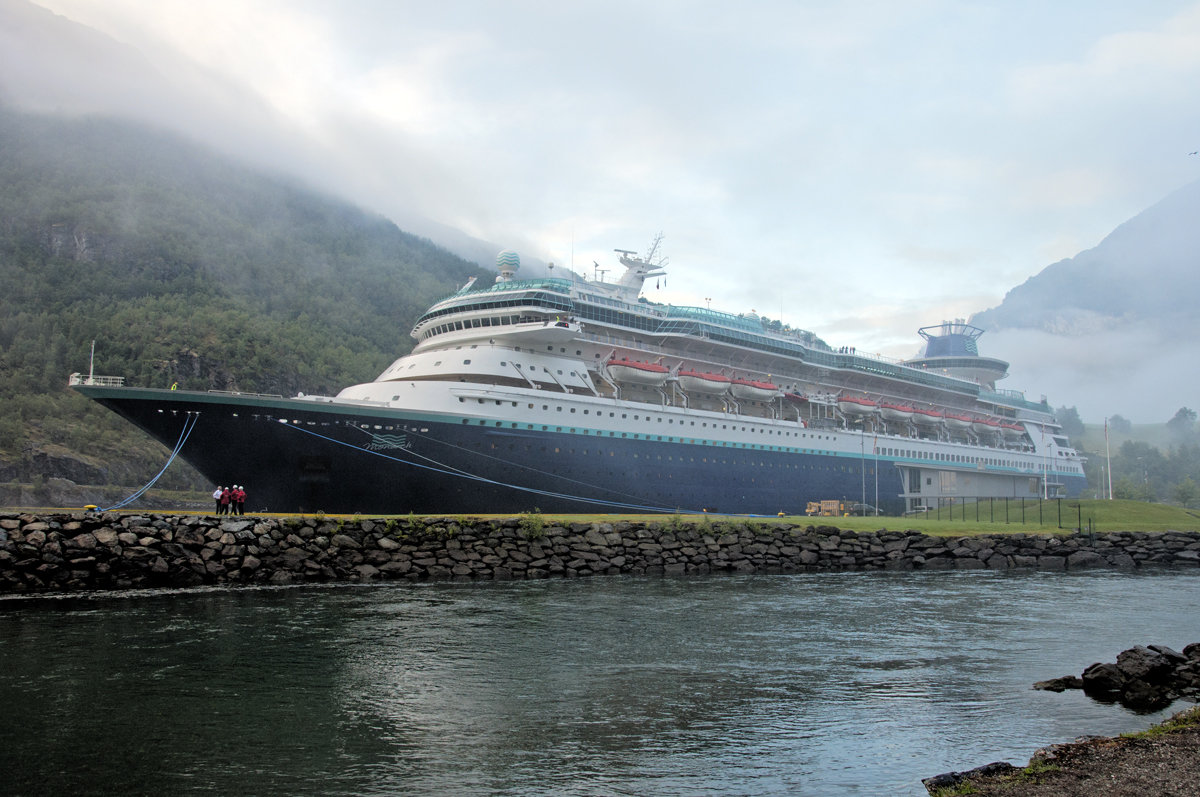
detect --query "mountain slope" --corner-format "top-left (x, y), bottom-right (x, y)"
top-left (969, 179), bottom-right (1200, 423)
top-left (0, 107), bottom-right (490, 493)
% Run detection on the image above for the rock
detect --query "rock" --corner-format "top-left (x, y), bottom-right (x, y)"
top-left (922, 762), bottom-right (1016, 794)
top-left (1121, 680), bottom-right (1174, 710)
top-left (1034, 675), bottom-right (1084, 692)
top-left (1082, 662), bottom-right (1126, 696)
top-left (1147, 644), bottom-right (1188, 665)
top-left (1116, 645), bottom-right (1175, 684)
top-left (1067, 550), bottom-right (1105, 569)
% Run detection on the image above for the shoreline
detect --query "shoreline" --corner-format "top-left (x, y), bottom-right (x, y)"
top-left (924, 704), bottom-right (1200, 796)
top-left (2, 510), bottom-right (1198, 594)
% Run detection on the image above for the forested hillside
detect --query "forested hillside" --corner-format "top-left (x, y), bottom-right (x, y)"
top-left (0, 108), bottom-right (490, 496)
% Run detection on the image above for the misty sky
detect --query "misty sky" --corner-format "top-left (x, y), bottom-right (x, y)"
top-left (13, 0), bottom-right (1200, 420)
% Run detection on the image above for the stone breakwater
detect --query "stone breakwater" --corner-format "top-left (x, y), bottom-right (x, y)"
top-left (1, 512), bottom-right (1199, 593)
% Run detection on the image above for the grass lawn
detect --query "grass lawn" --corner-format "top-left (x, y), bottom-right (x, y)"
top-left (13, 499), bottom-right (1200, 537)
top-left (510, 499), bottom-right (1200, 537)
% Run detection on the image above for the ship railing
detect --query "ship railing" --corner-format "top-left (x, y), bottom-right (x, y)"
top-left (68, 373), bottom-right (125, 387)
top-left (206, 389), bottom-right (284, 398)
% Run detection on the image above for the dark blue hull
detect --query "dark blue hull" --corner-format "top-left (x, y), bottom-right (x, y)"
top-left (78, 386), bottom-right (906, 515)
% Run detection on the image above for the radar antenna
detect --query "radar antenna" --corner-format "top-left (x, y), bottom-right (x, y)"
top-left (643, 231), bottom-right (669, 268)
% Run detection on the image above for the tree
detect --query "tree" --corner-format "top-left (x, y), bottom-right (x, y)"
top-left (1166, 407), bottom-right (1198, 441)
top-left (1174, 477), bottom-right (1200, 508)
top-left (1112, 477), bottom-right (1154, 502)
top-left (1108, 414), bottom-right (1132, 434)
top-left (1055, 405), bottom-right (1085, 438)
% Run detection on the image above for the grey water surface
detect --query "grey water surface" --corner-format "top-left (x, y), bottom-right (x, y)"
top-left (2, 569), bottom-right (1198, 796)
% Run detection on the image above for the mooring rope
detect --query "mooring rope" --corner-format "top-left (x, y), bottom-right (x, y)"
top-left (345, 423), bottom-right (658, 507)
top-left (99, 412), bottom-right (199, 512)
top-left (277, 420), bottom-right (769, 515)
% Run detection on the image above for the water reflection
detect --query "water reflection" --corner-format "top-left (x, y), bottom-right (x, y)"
top-left (2, 571), bottom-right (1198, 796)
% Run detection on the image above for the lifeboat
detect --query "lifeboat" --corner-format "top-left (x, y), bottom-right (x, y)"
top-left (1000, 422), bottom-right (1026, 440)
top-left (730, 378), bottom-right (779, 401)
top-left (878, 402), bottom-right (915, 423)
top-left (606, 358), bottom-right (669, 386)
top-left (677, 370), bottom-right (732, 393)
top-left (911, 408), bottom-right (944, 427)
top-left (837, 396), bottom-right (878, 416)
top-left (971, 416), bottom-right (1002, 435)
top-left (944, 412), bottom-right (973, 431)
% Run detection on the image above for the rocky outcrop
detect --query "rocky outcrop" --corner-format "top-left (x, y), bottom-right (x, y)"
top-left (1035, 644), bottom-right (1200, 711)
top-left (922, 761), bottom-right (1018, 794)
top-left (1, 513), bottom-right (1198, 594)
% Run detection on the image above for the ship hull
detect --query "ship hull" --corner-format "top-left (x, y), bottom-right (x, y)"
top-left (75, 384), bottom-right (1086, 515)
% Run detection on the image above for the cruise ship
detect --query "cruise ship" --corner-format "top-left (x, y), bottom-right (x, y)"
top-left (71, 244), bottom-right (1087, 515)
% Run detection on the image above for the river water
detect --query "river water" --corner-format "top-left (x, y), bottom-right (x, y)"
top-left (2, 570), bottom-right (1198, 796)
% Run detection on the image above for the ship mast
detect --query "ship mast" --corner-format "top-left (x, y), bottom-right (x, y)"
top-left (611, 232), bottom-right (668, 297)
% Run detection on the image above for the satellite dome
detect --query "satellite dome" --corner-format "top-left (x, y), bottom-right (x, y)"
top-left (496, 250), bottom-right (521, 272)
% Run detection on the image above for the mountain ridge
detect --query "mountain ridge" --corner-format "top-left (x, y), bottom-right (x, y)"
top-left (0, 106), bottom-right (491, 495)
top-left (971, 178), bottom-right (1200, 334)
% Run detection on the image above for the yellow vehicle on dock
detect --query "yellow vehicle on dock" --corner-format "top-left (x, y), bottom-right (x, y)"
top-left (805, 500), bottom-right (849, 517)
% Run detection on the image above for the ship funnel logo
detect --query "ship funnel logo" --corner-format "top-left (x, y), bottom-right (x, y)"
top-left (364, 433), bottom-right (411, 451)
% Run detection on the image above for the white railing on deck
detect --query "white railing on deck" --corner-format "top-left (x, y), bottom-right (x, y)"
top-left (68, 373), bottom-right (125, 387)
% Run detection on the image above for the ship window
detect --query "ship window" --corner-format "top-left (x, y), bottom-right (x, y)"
top-left (435, 361), bottom-right (442, 366)
top-left (570, 408), bottom-right (576, 413)
top-left (463, 359), bottom-right (471, 364)
top-left (393, 395), bottom-right (400, 401)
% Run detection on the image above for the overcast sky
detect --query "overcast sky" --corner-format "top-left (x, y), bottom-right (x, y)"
top-left (18, 0), bottom-right (1200, 415)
